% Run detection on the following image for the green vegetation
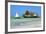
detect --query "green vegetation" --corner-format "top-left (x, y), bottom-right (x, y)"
top-left (11, 10), bottom-right (40, 19)
top-left (23, 10), bottom-right (39, 18)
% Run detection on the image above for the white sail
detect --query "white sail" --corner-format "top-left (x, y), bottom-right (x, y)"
top-left (15, 12), bottom-right (19, 17)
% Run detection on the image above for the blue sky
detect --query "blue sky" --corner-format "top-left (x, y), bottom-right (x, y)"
top-left (10, 5), bottom-right (41, 16)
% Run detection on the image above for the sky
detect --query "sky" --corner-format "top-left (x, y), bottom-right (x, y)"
top-left (10, 5), bottom-right (41, 16)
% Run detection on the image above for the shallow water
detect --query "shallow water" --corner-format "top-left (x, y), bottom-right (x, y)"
top-left (10, 18), bottom-right (41, 29)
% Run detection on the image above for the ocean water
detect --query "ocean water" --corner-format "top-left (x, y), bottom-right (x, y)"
top-left (10, 17), bottom-right (41, 29)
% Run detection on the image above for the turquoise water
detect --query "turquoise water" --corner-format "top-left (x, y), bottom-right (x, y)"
top-left (10, 17), bottom-right (41, 29)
